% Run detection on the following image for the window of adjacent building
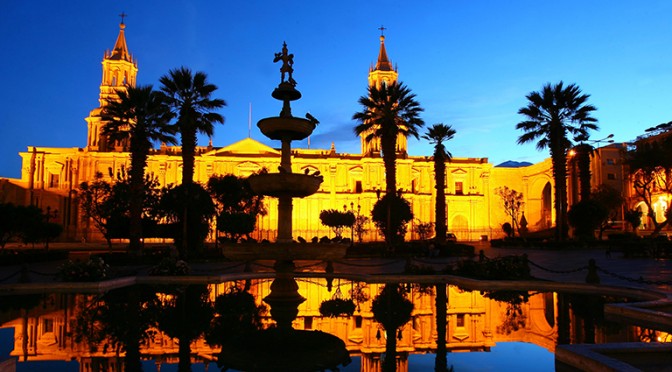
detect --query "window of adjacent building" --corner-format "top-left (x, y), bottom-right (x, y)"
top-left (607, 173), bottom-right (616, 180)
top-left (49, 174), bottom-right (60, 188)
top-left (355, 180), bottom-right (363, 193)
top-left (411, 179), bottom-right (417, 194)
top-left (455, 181), bottom-right (464, 195)
top-left (355, 316), bottom-right (362, 329)
top-left (304, 316), bottom-right (313, 330)
top-left (606, 158), bottom-right (615, 165)
top-left (456, 314), bottom-right (465, 327)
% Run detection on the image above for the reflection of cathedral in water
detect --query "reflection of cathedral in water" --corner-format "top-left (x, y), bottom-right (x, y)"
top-left (0, 279), bottom-right (645, 372)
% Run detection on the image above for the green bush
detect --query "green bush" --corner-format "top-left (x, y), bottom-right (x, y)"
top-left (57, 257), bottom-right (110, 282)
top-left (454, 255), bottom-right (531, 280)
top-left (148, 257), bottom-right (191, 276)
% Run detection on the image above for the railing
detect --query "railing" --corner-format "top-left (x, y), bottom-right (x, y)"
top-left (249, 228), bottom-right (499, 243)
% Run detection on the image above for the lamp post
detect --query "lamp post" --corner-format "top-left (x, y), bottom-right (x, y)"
top-left (588, 133), bottom-right (615, 147)
top-left (586, 134), bottom-right (615, 189)
top-left (345, 201), bottom-right (362, 246)
top-left (571, 134), bottom-right (615, 202)
top-left (44, 206), bottom-right (58, 251)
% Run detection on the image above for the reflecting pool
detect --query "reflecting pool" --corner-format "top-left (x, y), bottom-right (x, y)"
top-left (0, 270), bottom-right (668, 372)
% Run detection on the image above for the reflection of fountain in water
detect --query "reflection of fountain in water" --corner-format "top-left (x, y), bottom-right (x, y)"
top-left (217, 260), bottom-right (351, 371)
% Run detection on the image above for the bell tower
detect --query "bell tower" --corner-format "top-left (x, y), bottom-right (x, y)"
top-left (360, 29), bottom-right (403, 156)
top-left (86, 15), bottom-right (138, 152)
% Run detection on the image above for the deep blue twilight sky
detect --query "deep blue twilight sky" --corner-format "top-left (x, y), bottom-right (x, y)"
top-left (2, 1), bottom-right (672, 179)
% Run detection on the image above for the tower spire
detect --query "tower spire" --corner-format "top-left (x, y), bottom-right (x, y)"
top-left (86, 18), bottom-right (138, 152)
top-left (362, 28), bottom-right (401, 156)
top-left (375, 25), bottom-right (393, 72)
top-left (109, 13), bottom-right (131, 62)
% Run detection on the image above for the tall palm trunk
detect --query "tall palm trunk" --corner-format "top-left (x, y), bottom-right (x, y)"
top-left (180, 128), bottom-right (197, 257)
top-left (434, 156), bottom-right (447, 244)
top-left (124, 288), bottom-right (142, 372)
top-left (434, 283), bottom-right (448, 371)
top-left (128, 152), bottom-right (147, 253)
top-left (177, 293), bottom-right (193, 372)
top-left (551, 151), bottom-right (569, 241)
top-left (181, 128), bottom-right (197, 185)
top-left (576, 145), bottom-right (592, 201)
top-left (383, 329), bottom-right (398, 372)
top-left (381, 135), bottom-right (397, 247)
top-left (381, 134), bottom-right (397, 196)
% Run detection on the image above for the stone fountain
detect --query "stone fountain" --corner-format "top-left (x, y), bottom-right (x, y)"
top-left (222, 43), bottom-right (346, 261)
top-left (247, 42), bottom-right (322, 244)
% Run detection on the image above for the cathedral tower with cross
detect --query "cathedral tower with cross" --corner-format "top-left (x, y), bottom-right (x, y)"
top-left (360, 27), bottom-right (409, 156)
top-left (86, 14), bottom-right (138, 152)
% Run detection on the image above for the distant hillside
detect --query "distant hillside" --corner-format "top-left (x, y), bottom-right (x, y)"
top-left (495, 160), bottom-right (533, 168)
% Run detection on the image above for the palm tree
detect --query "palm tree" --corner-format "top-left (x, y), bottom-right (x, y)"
top-left (159, 67), bottom-right (226, 186)
top-left (573, 142), bottom-right (594, 202)
top-left (353, 81), bottom-right (424, 196)
top-left (159, 67), bottom-right (225, 254)
top-left (101, 85), bottom-right (175, 252)
top-left (422, 124), bottom-right (456, 244)
top-left (516, 82), bottom-right (598, 241)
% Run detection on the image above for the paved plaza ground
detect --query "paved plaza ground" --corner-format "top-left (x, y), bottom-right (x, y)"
top-left (1, 241), bottom-right (670, 294)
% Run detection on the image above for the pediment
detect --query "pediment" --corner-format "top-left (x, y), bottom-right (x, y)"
top-left (451, 168), bottom-right (468, 175)
top-left (205, 138), bottom-right (280, 156)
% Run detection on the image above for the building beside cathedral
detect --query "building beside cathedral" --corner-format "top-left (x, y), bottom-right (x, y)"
top-left (1, 21), bottom-right (566, 243)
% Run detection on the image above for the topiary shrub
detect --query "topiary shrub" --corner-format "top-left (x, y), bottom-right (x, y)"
top-left (319, 298), bottom-right (356, 318)
top-left (371, 194), bottom-right (413, 245)
top-left (371, 284), bottom-right (414, 331)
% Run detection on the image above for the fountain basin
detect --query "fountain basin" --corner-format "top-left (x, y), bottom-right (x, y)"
top-left (248, 173), bottom-right (322, 198)
top-left (272, 83), bottom-right (302, 101)
top-left (257, 117), bottom-right (316, 141)
top-left (556, 342), bottom-right (672, 371)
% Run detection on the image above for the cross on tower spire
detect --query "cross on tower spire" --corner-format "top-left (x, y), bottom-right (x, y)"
top-left (119, 12), bottom-right (127, 24)
top-left (378, 25), bottom-right (386, 36)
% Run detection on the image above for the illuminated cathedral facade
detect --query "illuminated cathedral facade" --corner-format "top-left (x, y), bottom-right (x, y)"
top-left (4, 22), bottom-right (560, 243)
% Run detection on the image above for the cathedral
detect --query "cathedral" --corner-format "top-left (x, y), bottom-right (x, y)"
top-left (2, 21), bottom-right (560, 243)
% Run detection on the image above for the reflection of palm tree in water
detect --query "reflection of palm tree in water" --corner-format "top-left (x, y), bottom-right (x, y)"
top-left (371, 284), bottom-right (414, 372)
top-left (157, 285), bottom-right (214, 372)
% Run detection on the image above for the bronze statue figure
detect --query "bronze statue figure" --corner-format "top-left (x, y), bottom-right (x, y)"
top-left (273, 42), bottom-right (296, 86)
